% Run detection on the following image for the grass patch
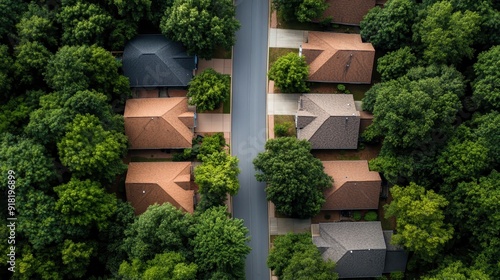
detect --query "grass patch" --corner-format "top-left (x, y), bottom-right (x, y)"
top-left (130, 157), bottom-right (173, 162)
top-left (269, 48), bottom-right (299, 70)
top-left (274, 115), bottom-right (296, 137)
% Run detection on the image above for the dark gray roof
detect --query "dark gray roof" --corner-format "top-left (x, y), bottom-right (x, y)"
top-left (296, 94), bottom-right (360, 149)
top-left (383, 231), bottom-right (408, 273)
top-left (313, 222), bottom-right (386, 278)
top-left (122, 35), bottom-right (195, 88)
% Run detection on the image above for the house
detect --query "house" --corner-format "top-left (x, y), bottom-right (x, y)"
top-left (296, 94), bottom-right (360, 149)
top-left (125, 162), bottom-right (194, 215)
top-left (322, 0), bottom-right (376, 26)
top-left (322, 160), bottom-right (381, 211)
top-left (312, 222), bottom-right (407, 278)
top-left (122, 34), bottom-right (195, 88)
top-left (124, 97), bottom-right (194, 149)
top-left (302, 32), bottom-right (375, 84)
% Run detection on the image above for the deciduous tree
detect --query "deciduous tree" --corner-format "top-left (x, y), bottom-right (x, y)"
top-left (360, 0), bottom-right (417, 50)
top-left (384, 183), bottom-right (454, 262)
top-left (16, 3), bottom-right (57, 48)
top-left (472, 45), bottom-right (500, 111)
top-left (14, 41), bottom-right (52, 86)
top-left (119, 252), bottom-right (197, 280)
top-left (54, 178), bottom-right (118, 230)
top-left (377, 46), bottom-right (417, 82)
top-left (414, 1), bottom-right (481, 65)
top-left (57, 114), bottom-right (127, 182)
top-left (187, 68), bottom-right (230, 112)
top-left (253, 137), bottom-right (332, 218)
top-left (191, 206), bottom-right (251, 280)
top-left (160, 0), bottom-right (240, 59)
top-left (272, 0), bottom-right (327, 23)
top-left (422, 259), bottom-right (490, 280)
top-left (268, 52), bottom-right (309, 93)
top-left (122, 203), bottom-right (194, 261)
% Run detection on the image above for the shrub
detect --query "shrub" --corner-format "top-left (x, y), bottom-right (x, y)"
top-left (353, 211), bottom-right (362, 221)
top-left (337, 84), bottom-right (346, 92)
top-left (268, 52), bottom-right (309, 93)
top-left (274, 122), bottom-right (293, 137)
top-left (390, 271), bottom-right (405, 280)
top-left (172, 148), bottom-right (193, 161)
top-left (364, 211), bottom-right (378, 221)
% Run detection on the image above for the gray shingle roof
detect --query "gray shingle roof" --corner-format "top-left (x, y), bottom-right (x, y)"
top-left (296, 94), bottom-right (360, 149)
top-left (123, 35), bottom-right (195, 87)
top-left (313, 222), bottom-right (387, 278)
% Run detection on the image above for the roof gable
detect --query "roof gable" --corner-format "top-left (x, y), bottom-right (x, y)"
top-left (123, 34), bottom-right (195, 87)
top-left (125, 162), bottom-right (194, 214)
top-left (303, 32), bottom-right (375, 84)
top-left (124, 98), bottom-right (194, 149)
top-left (322, 160), bottom-right (381, 210)
top-left (296, 94), bottom-right (360, 149)
top-left (313, 222), bottom-right (386, 278)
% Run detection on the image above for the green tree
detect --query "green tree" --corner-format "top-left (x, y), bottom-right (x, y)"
top-left (0, 133), bottom-right (57, 195)
top-left (0, 90), bottom-right (44, 135)
top-left (61, 240), bottom-right (95, 278)
top-left (57, 114), bottom-right (127, 182)
top-left (191, 206), bottom-right (251, 280)
top-left (0, 0), bottom-right (26, 42)
top-left (16, 3), bottom-right (57, 48)
top-left (0, 44), bottom-right (13, 99)
top-left (122, 203), bottom-right (194, 261)
top-left (119, 252), bottom-right (197, 280)
top-left (364, 65), bottom-right (464, 150)
top-left (253, 137), bottom-right (332, 218)
top-left (282, 246), bottom-right (337, 280)
top-left (377, 47), bottom-right (417, 82)
top-left (472, 111), bottom-right (500, 166)
top-left (422, 259), bottom-right (490, 280)
top-left (197, 133), bottom-right (227, 160)
top-left (54, 178), bottom-right (118, 230)
top-left (14, 41), bottom-right (52, 86)
top-left (160, 0), bottom-right (240, 59)
top-left (187, 68), bottom-right (230, 112)
top-left (194, 151), bottom-right (240, 209)
top-left (268, 233), bottom-right (337, 279)
top-left (58, 1), bottom-right (113, 47)
top-left (360, 0), bottom-right (417, 50)
top-left (268, 52), bottom-right (309, 93)
top-left (384, 183), bottom-right (454, 262)
top-left (414, 1), bottom-right (481, 65)
top-left (472, 45), bottom-right (500, 111)
top-left (44, 44), bottom-right (130, 99)
top-left (272, 0), bottom-right (327, 23)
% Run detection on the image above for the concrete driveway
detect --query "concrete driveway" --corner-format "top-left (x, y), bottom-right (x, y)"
top-left (269, 28), bottom-right (307, 48)
top-left (267, 94), bottom-right (300, 115)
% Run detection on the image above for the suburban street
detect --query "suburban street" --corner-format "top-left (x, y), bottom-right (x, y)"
top-left (231, 0), bottom-right (270, 279)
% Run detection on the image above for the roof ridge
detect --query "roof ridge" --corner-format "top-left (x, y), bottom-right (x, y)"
top-left (161, 99), bottom-right (192, 145)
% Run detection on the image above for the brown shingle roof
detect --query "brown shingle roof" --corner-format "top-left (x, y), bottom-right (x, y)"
top-left (125, 162), bottom-right (194, 215)
top-left (296, 94), bottom-right (360, 149)
top-left (124, 97), bottom-right (194, 149)
top-left (323, 0), bottom-right (376, 25)
top-left (321, 160), bottom-right (381, 210)
top-left (303, 32), bottom-right (375, 84)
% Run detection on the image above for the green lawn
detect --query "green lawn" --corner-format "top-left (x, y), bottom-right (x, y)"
top-left (274, 115), bottom-right (296, 137)
top-left (269, 48), bottom-right (299, 70)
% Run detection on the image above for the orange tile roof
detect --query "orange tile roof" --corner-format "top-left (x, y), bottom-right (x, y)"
top-left (303, 32), bottom-right (375, 84)
top-left (322, 160), bottom-right (381, 210)
top-left (323, 0), bottom-right (376, 25)
top-left (125, 162), bottom-right (194, 214)
top-left (124, 97), bottom-right (194, 149)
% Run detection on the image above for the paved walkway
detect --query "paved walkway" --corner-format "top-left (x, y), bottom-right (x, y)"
top-left (197, 59), bottom-right (232, 75)
top-left (267, 94), bottom-right (300, 115)
top-left (269, 28), bottom-right (307, 48)
top-left (196, 113), bottom-right (231, 133)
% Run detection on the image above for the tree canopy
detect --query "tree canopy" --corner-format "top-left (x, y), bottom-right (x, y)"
top-left (187, 68), bottom-right (230, 112)
top-left (272, 0), bottom-right (327, 23)
top-left (160, 0), bottom-right (240, 59)
top-left (190, 206), bottom-right (251, 280)
top-left (253, 137), bottom-right (332, 218)
top-left (385, 183), bottom-right (454, 262)
top-left (472, 45), bottom-right (500, 111)
top-left (268, 52), bottom-right (309, 93)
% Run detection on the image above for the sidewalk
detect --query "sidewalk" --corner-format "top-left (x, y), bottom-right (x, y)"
top-left (269, 28), bottom-right (307, 48)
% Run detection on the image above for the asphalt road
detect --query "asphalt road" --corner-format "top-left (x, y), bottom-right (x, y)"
top-left (231, 0), bottom-right (269, 279)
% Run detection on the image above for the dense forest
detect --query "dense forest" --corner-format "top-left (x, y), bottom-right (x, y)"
top-left (359, 0), bottom-right (500, 278)
top-left (0, 0), bottom-right (245, 279)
